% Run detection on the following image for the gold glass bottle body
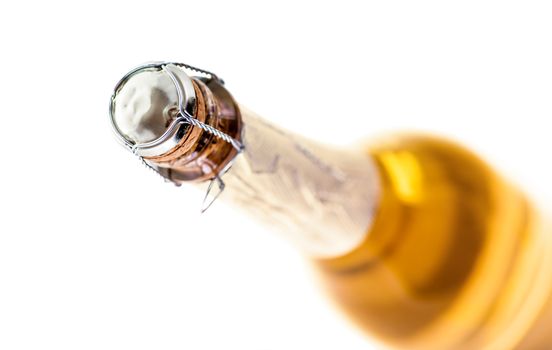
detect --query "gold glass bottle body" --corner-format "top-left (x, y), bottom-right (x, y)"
top-left (316, 135), bottom-right (552, 349)
top-left (110, 64), bottom-right (552, 350)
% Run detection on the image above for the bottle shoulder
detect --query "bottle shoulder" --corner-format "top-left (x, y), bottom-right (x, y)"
top-left (322, 133), bottom-right (508, 268)
top-left (316, 134), bottom-right (539, 348)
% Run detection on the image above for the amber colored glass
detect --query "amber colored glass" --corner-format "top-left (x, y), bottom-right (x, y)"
top-left (316, 135), bottom-right (552, 350)
top-left (112, 65), bottom-right (552, 349)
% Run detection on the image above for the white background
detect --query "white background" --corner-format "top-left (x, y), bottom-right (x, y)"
top-left (1, 1), bottom-right (552, 349)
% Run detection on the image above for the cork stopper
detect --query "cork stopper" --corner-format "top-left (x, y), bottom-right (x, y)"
top-left (112, 68), bottom-right (182, 144)
top-left (109, 62), bottom-right (243, 183)
top-left (110, 63), bottom-right (198, 157)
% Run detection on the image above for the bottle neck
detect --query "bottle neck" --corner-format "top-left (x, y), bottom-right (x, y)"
top-left (219, 106), bottom-right (381, 258)
top-left (119, 72), bottom-right (382, 258)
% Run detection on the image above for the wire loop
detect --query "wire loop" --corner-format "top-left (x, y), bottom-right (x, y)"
top-left (110, 62), bottom-right (244, 211)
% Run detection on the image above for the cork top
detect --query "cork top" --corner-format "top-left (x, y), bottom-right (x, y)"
top-left (109, 63), bottom-right (197, 157)
top-left (109, 62), bottom-right (243, 184)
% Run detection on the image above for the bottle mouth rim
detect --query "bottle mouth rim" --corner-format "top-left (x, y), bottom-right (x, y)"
top-left (109, 61), bottom-right (199, 157)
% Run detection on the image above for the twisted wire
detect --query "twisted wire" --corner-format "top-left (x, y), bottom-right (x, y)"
top-left (176, 111), bottom-right (244, 151)
top-left (130, 145), bottom-right (177, 185)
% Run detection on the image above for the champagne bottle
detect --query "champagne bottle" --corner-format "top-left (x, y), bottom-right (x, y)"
top-left (109, 62), bottom-right (552, 350)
